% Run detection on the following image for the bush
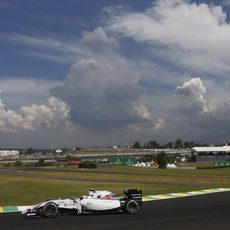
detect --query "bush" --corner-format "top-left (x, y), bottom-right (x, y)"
top-left (14, 161), bottom-right (22, 167)
top-left (79, 162), bottom-right (97, 168)
top-left (33, 159), bottom-right (54, 167)
top-left (139, 154), bottom-right (156, 162)
top-left (156, 152), bottom-right (168, 169)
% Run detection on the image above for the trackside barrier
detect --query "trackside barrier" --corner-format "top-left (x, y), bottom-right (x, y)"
top-left (1, 188), bottom-right (230, 213)
top-left (0, 205), bottom-right (33, 213)
top-left (0, 206), bottom-right (19, 213)
top-left (142, 188), bottom-right (230, 201)
top-left (214, 160), bottom-right (230, 167)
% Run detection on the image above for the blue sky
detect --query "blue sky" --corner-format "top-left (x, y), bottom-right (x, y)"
top-left (1, 0), bottom-right (230, 148)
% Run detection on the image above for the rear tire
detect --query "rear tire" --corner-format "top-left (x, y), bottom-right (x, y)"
top-left (125, 200), bottom-right (140, 214)
top-left (43, 202), bottom-right (58, 218)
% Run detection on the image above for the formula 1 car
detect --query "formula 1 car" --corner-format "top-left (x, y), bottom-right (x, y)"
top-left (22, 188), bottom-right (142, 218)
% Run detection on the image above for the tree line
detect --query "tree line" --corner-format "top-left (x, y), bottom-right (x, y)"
top-left (133, 139), bottom-right (210, 149)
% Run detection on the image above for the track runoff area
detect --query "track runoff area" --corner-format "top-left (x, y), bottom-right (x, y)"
top-left (0, 188), bottom-right (230, 213)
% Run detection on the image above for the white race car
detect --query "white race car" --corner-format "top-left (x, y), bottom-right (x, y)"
top-left (22, 188), bottom-right (142, 218)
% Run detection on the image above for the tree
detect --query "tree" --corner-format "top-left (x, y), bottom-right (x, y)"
top-left (14, 161), bottom-right (22, 166)
top-left (26, 147), bottom-right (34, 154)
top-left (156, 152), bottom-right (168, 169)
top-left (149, 140), bottom-right (160, 149)
top-left (38, 158), bottom-right (45, 165)
top-left (184, 141), bottom-right (195, 148)
top-left (188, 153), bottom-right (196, 162)
top-left (165, 142), bottom-right (173, 149)
top-left (133, 141), bottom-right (141, 149)
top-left (34, 158), bottom-right (45, 167)
top-left (19, 150), bottom-right (24, 155)
top-left (174, 139), bottom-right (183, 148)
top-left (144, 140), bottom-right (160, 149)
top-left (139, 154), bottom-right (155, 162)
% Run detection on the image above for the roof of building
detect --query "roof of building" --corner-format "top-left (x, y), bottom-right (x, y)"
top-left (193, 145), bottom-right (230, 152)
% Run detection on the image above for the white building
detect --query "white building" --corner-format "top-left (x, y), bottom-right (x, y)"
top-left (192, 145), bottom-right (230, 162)
top-left (193, 145), bottom-right (230, 153)
top-left (0, 150), bottom-right (20, 158)
top-left (56, 149), bottom-right (62, 154)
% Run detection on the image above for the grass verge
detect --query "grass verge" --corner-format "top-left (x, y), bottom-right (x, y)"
top-left (0, 173), bottom-right (211, 206)
top-left (1, 165), bottom-right (230, 206)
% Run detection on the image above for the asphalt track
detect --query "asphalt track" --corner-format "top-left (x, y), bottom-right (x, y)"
top-left (1, 192), bottom-right (230, 230)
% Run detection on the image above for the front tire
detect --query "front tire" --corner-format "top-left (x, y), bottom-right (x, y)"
top-left (125, 200), bottom-right (140, 214)
top-left (43, 202), bottom-right (59, 218)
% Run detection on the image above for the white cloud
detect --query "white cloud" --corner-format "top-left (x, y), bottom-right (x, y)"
top-left (81, 27), bottom-right (118, 52)
top-left (6, 33), bottom-right (80, 54)
top-left (50, 56), bottom-right (145, 129)
top-left (0, 96), bottom-right (73, 132)
top-left (170, 77), bottom-right (230, 143)
top-left (134, 104), bottom-right (152, 120)
top-left (175, 77), bottom-right (208, 114)
top-left (129, 116), bottom-right (165, 133)
top-left (3, 29), bottom-right (119, 63)
top-left (0, 26), bottom-right (176, 143)
top-left (0, 77), bottom-right (63, 109)
top-left (2, 33), bottom-right (83, 63)
top-left (154, 118), bottom-right (165, 131)
top-left (28, 51), bottom-right (77, 64)
top-left (107, 0), bottom-right (230, 74)
top-left (3, 1), bottom-right (230, 146)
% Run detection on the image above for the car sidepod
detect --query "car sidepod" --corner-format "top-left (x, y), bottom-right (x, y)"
top-left (80, 197), bottom-right (121, 212)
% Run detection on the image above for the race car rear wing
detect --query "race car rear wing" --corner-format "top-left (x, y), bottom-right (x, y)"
top-left (124, 189), bottom-right (142, 205)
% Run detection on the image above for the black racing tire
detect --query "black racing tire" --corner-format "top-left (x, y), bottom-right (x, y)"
top-left (72, 208), bottom-right (79, 215)
top-left (125, 200), bottom-right (140, 214)
top-left (43, 202), bottom-right (59, 218)
top-left (37, 208), bottom-right (44, 217)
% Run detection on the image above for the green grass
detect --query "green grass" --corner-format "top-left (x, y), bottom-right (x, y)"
top-left (1, 165), bottom-right (230, 206)
top-left (0, 174), bottom-right (211, 206)
top-left (18, 168), bottom-right (230, 186)
top-left (49, 165), bottom-right (230, 177)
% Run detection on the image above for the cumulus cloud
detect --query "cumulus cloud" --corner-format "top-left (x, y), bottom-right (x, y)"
top-left (81, 27), bottom-right (118, 52)
top-left (175, 77), bottom-right (208, 114)
top-left (0, 77), bottom-right (63, 109)
top-left (1, 27), bottom-right (171, 138)
top-left (4, 1), bottom-right (230, 146)
top-left (50, 56), bottom-right (146, 129)
top-left (134, 104), bottom-right (152, 120)
top-left (107, 0), bottom-right (230, 74)
top-left (154, 118), bottom-right (165, 131)
top-left (172, 77), bottom-right (230, 143)
top-left (14, 0), bottom-right (229, 82)
top-left (0, 96), bottom-right (72, 132)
